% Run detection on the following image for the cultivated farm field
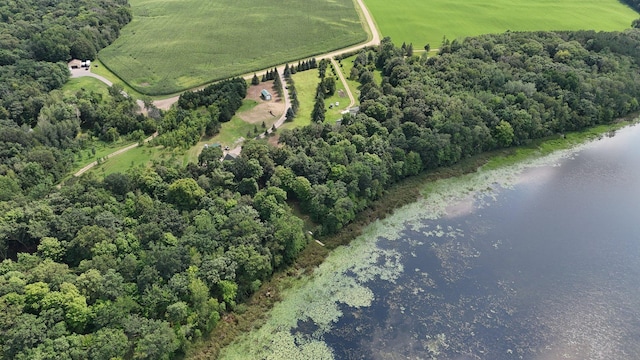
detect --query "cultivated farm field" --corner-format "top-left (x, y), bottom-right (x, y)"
top-left (99, 0), bottom-right (366, 95)
top-left (363, 0), bottom-right (638, 49)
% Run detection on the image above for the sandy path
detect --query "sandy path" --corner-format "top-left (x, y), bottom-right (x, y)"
top-left (332, 58), bottom-right (356, 109)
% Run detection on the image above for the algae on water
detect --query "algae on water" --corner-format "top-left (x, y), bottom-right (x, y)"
top-left (220, 130), bottom-right (618, 360)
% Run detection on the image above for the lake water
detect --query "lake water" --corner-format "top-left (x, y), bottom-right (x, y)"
top-left (221, 124), bottom-right (640, 360)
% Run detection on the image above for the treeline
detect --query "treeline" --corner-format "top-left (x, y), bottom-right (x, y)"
top-left (278, 31), bottom-right (640, 233)
top-left (622, 0), bottom-right (640, 12)
top-left (160, 78), bottom-right (248, 148)
top-left (153, 107), bottom-right (220, 149)
top-left (0, 140), bottom-right (307, 359)
top-left (0, 84), bottom-right (155, 198)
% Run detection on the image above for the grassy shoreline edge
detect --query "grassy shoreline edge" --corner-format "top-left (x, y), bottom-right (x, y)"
top-left (185, 114), bottom-right (640, 360)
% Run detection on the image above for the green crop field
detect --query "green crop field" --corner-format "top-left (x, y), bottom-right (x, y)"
top-left (99, 0), bottom-right (366, 95)
top-left (363, 0), bottom-right (638, 49)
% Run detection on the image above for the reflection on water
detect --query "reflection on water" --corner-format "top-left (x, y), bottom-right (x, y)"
top-left (319, 125), bottom-right (640, 360)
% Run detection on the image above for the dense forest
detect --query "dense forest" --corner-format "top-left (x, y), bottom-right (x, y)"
top-left (1, 2), bottom-right (640, 357)
top-left (0, 0), bottom-right (143, 198)
top-left (280, 31), bottom-right (640, 234)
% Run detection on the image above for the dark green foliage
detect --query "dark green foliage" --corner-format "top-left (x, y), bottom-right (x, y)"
top-left (0, 0), bottom-right (144, 199)
top-left (273, 70), bottom-right (284, 97)
top-left (311, 95), bottom-right (326, 123)
top-left (0, 0), bottom-right (131, 127)
top-left (0, 157), bottom-right (308, 359)
top-left (154, 106), bottom-right (219, 149)
top-left (3, 25), bottom-right (640, 360)
top-left (286, 108), bottom-right (295, 122)
top-left (621, 0), bottom-right (640, 11)
top-left (177, 77), bottom-right (247, 123)
top-left (278, 30), bottom-right (640, 234)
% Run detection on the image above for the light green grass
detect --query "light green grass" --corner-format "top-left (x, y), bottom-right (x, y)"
top-left (335, 55), bottom-right (362, 102)
top-left (70, 139), bottom-right (130, 172)
top-left (363, 0), bottom-right (638, 48)
top-left (281, 67), bottom-right (350, 131)
top-left (99, 0), bottom-right (366, 95)
top-left (92, 144), bottom-right (184, 176)
top-left (60, 77), bottom-right (110, 97)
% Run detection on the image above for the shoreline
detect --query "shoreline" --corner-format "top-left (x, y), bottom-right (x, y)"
top-left (184, 115), bottom-right (639, 359)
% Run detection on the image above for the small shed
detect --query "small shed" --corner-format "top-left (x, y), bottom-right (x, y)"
top-left (68, 59), bottom-right (82, 69)
top-left (261, 89), bottom-right (272, 101)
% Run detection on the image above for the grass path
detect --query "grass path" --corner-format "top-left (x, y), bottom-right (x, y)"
top-left (72, 132), bottom-right (158, 177)
top-left (332, 58), bottom-right (356, 109)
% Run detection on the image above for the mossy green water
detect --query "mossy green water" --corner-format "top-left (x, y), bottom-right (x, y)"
top-left (217, 120), bottom-right (640, 359)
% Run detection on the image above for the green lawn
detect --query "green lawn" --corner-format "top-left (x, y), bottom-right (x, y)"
top-left (92, 144), bottom-right (185, 176)
top-left (281, 67), bottom-right (351, 131)
top-left (60, 77), bottom-right (110, 97)
top-left (363, 0), bottom-right (638, 48)
top-left (70, 139), bottom-right (131, 171)
top-left (98, 0), bottom-right (366, 95)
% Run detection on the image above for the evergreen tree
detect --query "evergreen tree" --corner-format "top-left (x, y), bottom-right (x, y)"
top-left (273, 71), bottom-right (283, 97)
top-left (285, 107), bottom-right (295, 122)
top-left (251, 73), bottom-right (260, 86)
top-left (318, 59), bottom-right (328, 79)
top-left (311, 94), bottom-right (325, 123)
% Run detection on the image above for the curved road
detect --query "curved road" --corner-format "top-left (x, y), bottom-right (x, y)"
top-left (152, 0), bottom-right (380, 111)
top-left (69, 0), bottom-right (380, 167)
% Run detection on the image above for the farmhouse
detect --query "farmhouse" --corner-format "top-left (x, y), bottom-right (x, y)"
top-left (261, 89), bottom-right (272, 101)
top-left (68, 59), bottom-right (82, 69)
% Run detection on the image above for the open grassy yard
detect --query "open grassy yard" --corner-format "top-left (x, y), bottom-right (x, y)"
top-left (280, 66), bottom-right (351, 132)
top-left (363, 0), bottom-right (638, 48)
top-left (60, 77), bottom-right (110, 97)
top-left (99, 0), bottom-right (366, 95)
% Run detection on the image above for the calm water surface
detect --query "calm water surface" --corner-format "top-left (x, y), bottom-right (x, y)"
top-left (312, 125), bottom-right (640, 359)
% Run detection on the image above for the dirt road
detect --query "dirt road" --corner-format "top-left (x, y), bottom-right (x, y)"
top-left (152, 0), bottom-right (380, 111)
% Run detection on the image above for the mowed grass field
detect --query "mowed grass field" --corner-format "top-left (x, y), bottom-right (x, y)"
top-left (99, 0), bottom-right (366, 95)
top-left (363, 0), bottom-right (638, 48)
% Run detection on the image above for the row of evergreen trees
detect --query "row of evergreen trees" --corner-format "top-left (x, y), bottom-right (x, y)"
top-left (176, 78), bottom-right (247, 122)
top-left (311, 59), bottom-right (337, 123)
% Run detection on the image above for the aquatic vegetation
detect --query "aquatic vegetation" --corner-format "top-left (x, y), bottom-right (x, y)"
top-left (219, 228), bottom-right (403, 359)
top-left (220, 124), bottom-right (640, 359)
